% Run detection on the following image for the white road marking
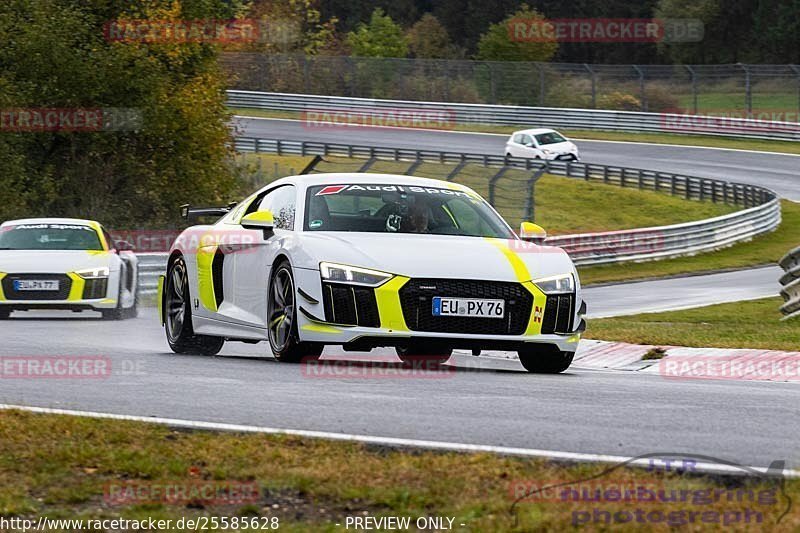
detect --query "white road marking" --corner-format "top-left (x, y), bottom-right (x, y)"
top-left (1, 403), bottom-right (795, 478)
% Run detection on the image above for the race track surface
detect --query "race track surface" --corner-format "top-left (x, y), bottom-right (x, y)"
top-left (1, 307), bottom-right (796, 470)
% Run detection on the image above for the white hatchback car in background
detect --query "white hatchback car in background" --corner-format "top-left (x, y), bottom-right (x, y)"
top-left (505, 128), bottom-right (580, 161)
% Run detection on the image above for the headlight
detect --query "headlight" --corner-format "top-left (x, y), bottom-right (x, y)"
top-left (76, 266), bottom-right (109, 279)
top-left (320, 262), bottom-right (392, 287)
top-left (533, 274), bottom-right (574, 294)
top-left (542, 149), bottom-right (551, 154)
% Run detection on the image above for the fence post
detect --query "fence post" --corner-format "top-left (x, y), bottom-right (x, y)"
top-left (537, 63), bottom-right (546, 106)
top-left (791, 65), bottom-right (800, 118)
top-left (633, 65), bottom-right (646, 112)
top-left (738, 63), bottom-right (752, 117)
top-left (488, 62), bottom-right (496, 104)
top-left (488, 167), bottom-right (509, 206)
top-left (523, 167), bottom-right (547, 222)
top-left (685, 65), bottom-right (698, 113)
top-left (584, 64), bottom-right (596, 108)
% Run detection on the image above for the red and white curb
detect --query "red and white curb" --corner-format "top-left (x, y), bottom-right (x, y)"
top-left (574, 340), bottom-right (800, 382)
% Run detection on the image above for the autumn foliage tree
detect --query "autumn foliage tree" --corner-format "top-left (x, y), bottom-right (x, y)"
top-left (0, 0), bottom-right (243, 228)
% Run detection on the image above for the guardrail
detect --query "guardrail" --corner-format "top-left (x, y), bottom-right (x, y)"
top-left (135, 136), bottom-right (781, 294)
top-left (227, 90), bottom-right (800, 142)
top-left (779, 247), bottom-right (800, 320)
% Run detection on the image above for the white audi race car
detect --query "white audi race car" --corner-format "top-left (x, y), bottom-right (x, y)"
top-left (0, 218), bottom-right (138, 319)
top-left (159, 173), bottom-right (586, 373)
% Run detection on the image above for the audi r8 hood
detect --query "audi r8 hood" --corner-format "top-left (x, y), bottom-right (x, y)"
top-left (0, 250), bottom-right (116, 274)
top-left (293, 232), bottom-right (576, 283)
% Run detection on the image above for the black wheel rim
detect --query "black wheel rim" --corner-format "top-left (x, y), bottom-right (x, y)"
top-left (166, 261), bottom-right (187, 342)
top-left (268, 267), bottom-right (294, 351)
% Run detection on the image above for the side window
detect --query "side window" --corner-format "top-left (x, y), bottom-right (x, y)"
top-left (521, 134), bottom-right (533, 146)
top-left (512, 134), bottom-right (523, 144)
top-left (256, 185), bottom-right (296, 230)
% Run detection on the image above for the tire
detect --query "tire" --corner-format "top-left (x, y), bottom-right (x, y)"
top-left (267, 260), bottom-right (323, 363)
top-left (395, 344), bottom-right (452, 365)
top-left (123, 292), bottom-right (139, 319)
top-left (101, 279), bottom-right (124, 320)
top-left (0, 308), bottom-right (10, 320)
top-left (518, 344), bottom-right (574, 373)
top-left (164, 255), bottom-right (224, 356)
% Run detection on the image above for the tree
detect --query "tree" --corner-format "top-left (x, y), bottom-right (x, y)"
top-left (245, 0), bottom-right (339, 54)
top-left (345, 8), bottom-right (408, 57)
top-left (406, 13), bottom-right (461, 59)
top-left (475, 5), bottom-right (557, 62)
top-left (0, 0), bottom-right (240, 228)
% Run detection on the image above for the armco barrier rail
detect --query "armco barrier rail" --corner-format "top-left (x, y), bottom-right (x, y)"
top-left (135, 137), bottom-right (781, 295)
top-left (227, 90), bottom-right (800, 142)
top-left (779, 247), bottom-right (800, 320)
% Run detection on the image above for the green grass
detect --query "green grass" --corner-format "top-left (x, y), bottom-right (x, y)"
top-left (2, 410), bottom-right (797, 531)
top-left (230, 107), bottom-right (800, 156)
top-left (588, 297), bottom-right (797, 352)
top-left (578, 199), bottom-right (799, 285)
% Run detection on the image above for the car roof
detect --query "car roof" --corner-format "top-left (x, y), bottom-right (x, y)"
top-left (268, 172), bottom-right (479, 192)
top-left (1, 217), bottom-right (100, 228)
top-left (512, 128), bottom-right (559, 136)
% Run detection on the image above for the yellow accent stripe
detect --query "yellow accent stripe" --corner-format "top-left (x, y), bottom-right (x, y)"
top-left (486, 239), bottom-right (550, 335)
top-left (301, 323), bottom-right (341, 334)
top-left (375, 276), bottom-right (410, 332)
top-left (486, 238), bottom-right (531, 282)
top-left (157, 275), bottom-right (165, 325)
top-left (196, 246), bottom-right (218, 312)
top-left (66, 272), bottom-right (85, 301)
top-left (87, 220), bottom-right (109, 251)
top-left (0, 273), bottom-right (6, 301)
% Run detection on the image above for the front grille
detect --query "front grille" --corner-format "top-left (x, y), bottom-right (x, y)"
top-left (1, 274), bottom-right (72, 301)
top-left (398, 278), bottom-right (533, 335)
top-left (541, 294), bottom-right (575, 334)
top-left (82, 278), bottom-right (108, 299)
top-left (322, 282), bottom-right (380, 327)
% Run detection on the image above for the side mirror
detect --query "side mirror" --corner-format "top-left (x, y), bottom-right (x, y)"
top-left (519, 222), bottom-right (547, 243)
top-left (241, 211), bottom-right (274, 238)
top-left (114, 240), bottom-right (135, 253)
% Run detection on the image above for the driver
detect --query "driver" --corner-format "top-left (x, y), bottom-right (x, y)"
top-left (400, 200), bottom-right (430, 233)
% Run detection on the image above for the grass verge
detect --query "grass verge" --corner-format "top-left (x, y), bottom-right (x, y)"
top-left (587, 297), bottom-right (797, 351)
top-left (1, 410), bottom-right (797, 531)
top-left (230, 107), bottom-right (800, 156)
top-left (578, 199), bottom-right (799, 285)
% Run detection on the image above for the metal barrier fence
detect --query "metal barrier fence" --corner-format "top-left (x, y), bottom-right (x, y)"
top-left (779, 247), bottom-right (800, 320)
top-left (222, 54), bottom-right (800, 117)
top-left (227, 90), bottom-right (800, 142)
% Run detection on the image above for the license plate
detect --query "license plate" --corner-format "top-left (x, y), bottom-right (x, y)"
top-left (432, 297), bottom-right (505, 318)
top-left (13, 280), bottom-right (60, 291)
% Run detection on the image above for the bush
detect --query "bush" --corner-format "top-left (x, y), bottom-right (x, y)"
top-left (597, 91), bottom-right (642, 111)
top-left (644, 83), bottom-right (680, 112)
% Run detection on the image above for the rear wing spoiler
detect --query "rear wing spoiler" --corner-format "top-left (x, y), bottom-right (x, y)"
top-left (180, 202), bottom-right (237, 220)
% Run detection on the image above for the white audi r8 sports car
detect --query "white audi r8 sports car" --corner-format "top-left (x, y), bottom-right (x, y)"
top-left (505, 128), bottom-right (580, 161)
top-left (159, 173), bottom-right (586, 373)
top-left (0, 218), bottom-right (138, 319)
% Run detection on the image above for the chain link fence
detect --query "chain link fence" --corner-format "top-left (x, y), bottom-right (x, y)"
top-left (222, 54), bottom-right (800, 118)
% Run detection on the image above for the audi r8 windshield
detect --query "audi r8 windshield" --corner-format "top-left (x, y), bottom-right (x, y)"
top-left (304, 184), bottom-right (515, 239)
top-left (0, 223), bottom-right (103, 250)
